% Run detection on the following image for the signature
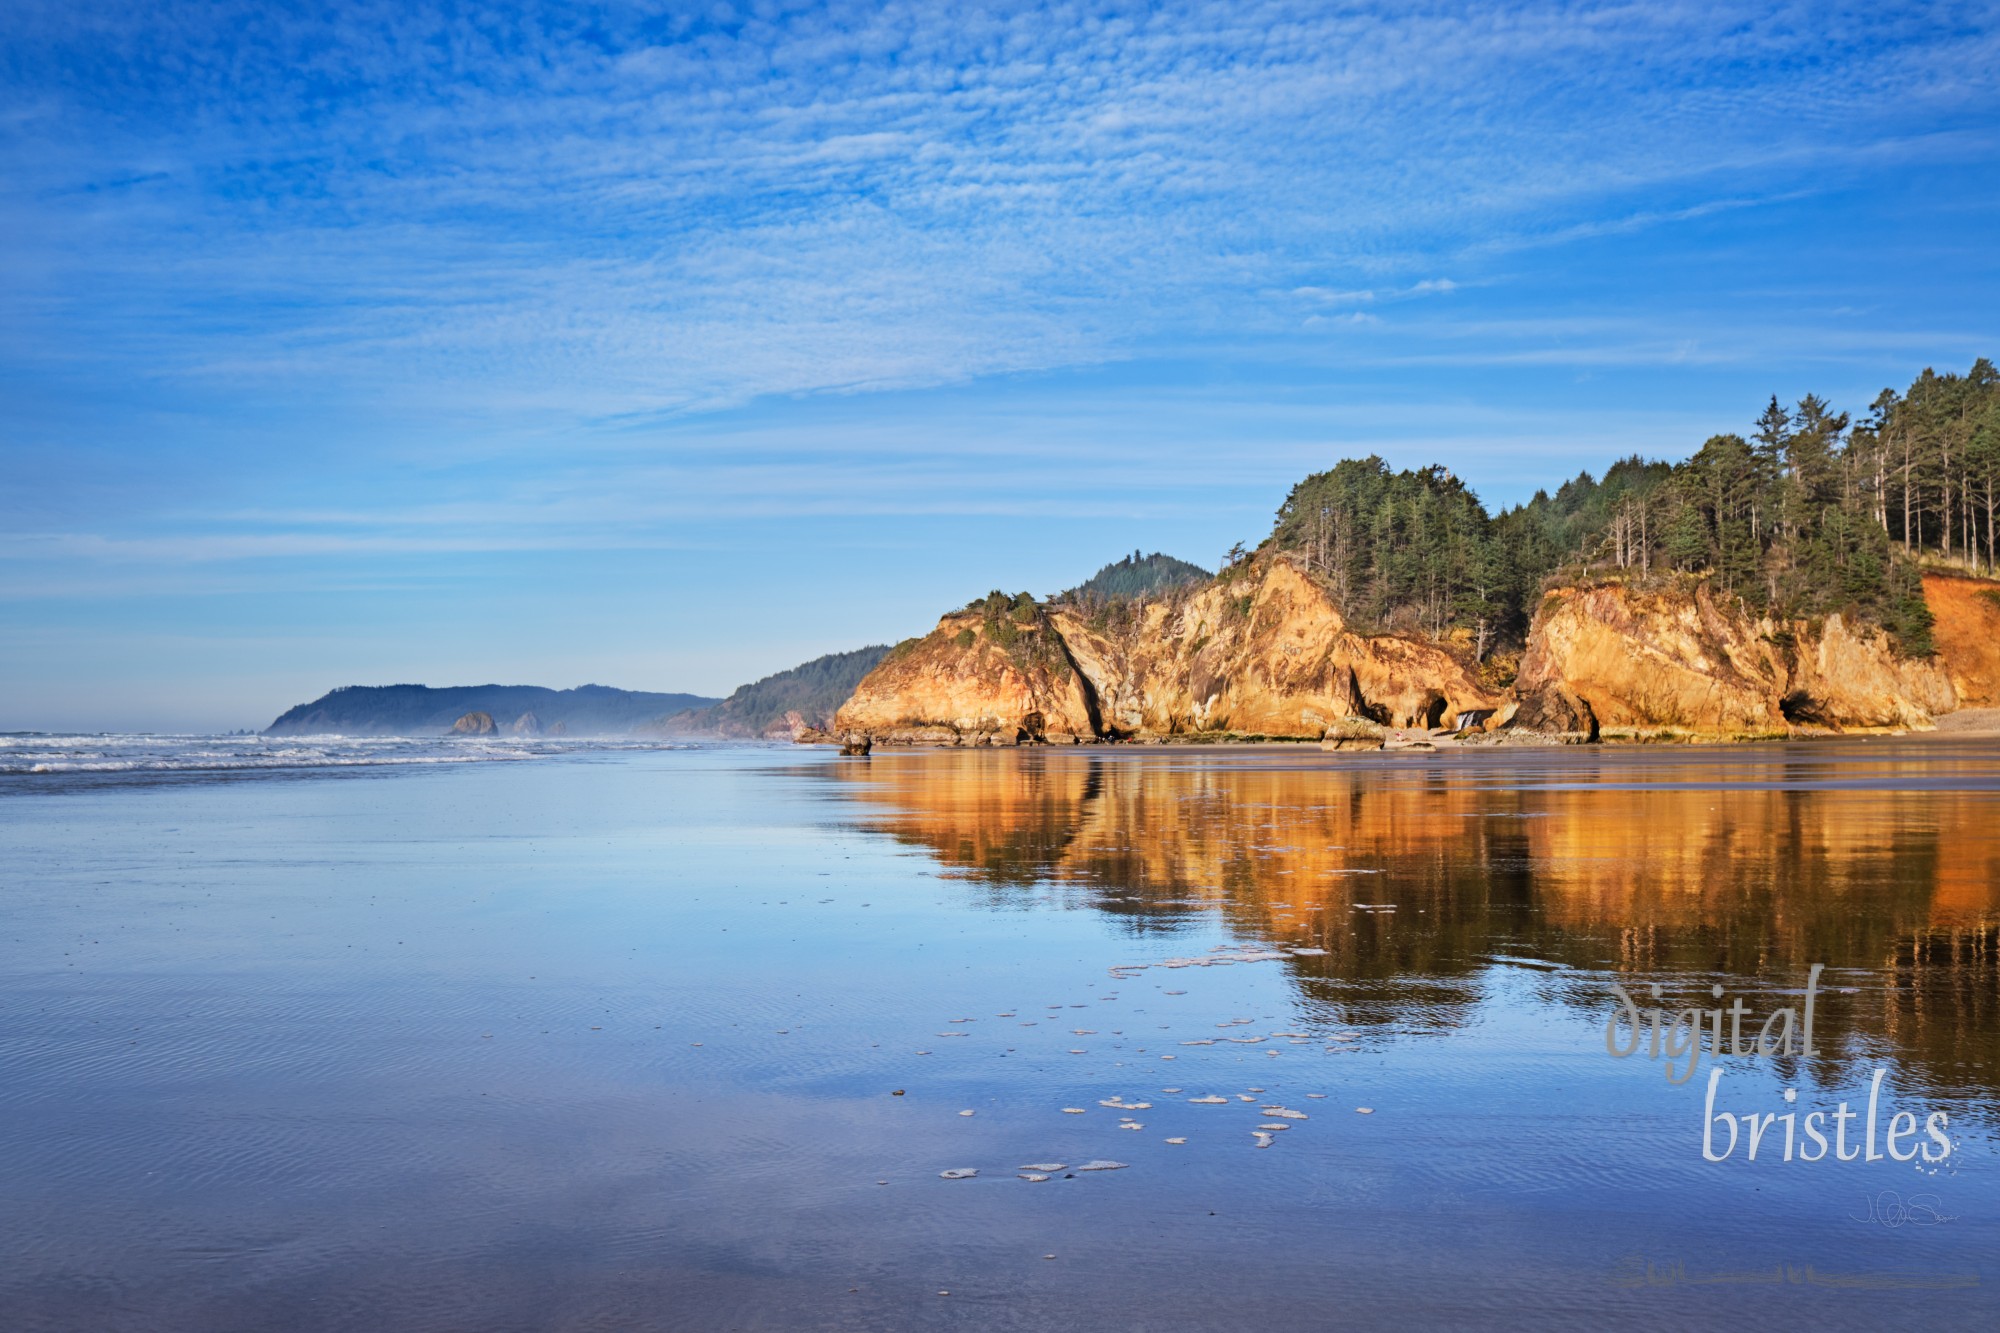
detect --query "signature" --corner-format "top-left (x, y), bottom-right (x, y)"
top-left (1613, 1256), bottom-right (1978, 1291)
top-left (1850, 1190), bottom-right (1956, 1228)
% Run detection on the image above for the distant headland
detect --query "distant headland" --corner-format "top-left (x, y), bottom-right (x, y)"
top-left (264, 646), bottom-right (890, 739)
top-left (264, 684), bottom-right (720, 738)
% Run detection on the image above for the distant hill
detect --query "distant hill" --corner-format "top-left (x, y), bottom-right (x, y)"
top-left (1066, 551), bottom-right (1210, 601)
top-left (265, 684), bottom-right (720, 737)
top-left (657, 646), bottom-right (890, 737)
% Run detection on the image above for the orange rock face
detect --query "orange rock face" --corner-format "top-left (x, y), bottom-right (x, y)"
top-left (833, 610), bottom-right (1098, 745)
top-left (1052, 558), bottom-right (1497, 737)
top-left (836, 557), bottom-right (1498, 744)
top-left (1515, 577), bottom-right (1986, 734)
top-left (1925, 573), bottom-right (2000, 707)
top-left (832, 560), bottom-right (2000, 746)
top-left (1515, 583), bottom-right (1784, 733)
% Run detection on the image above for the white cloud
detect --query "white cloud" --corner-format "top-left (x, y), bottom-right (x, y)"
top-left (2, 0), bottom-right (1992, 418)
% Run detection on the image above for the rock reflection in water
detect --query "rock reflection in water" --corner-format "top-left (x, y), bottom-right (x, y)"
top-left (818, 741), bottom-right (2000, 1107)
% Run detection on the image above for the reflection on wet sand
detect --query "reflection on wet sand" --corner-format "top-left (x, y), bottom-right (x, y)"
top-left (820, 742), bottom-right (2000, 1103)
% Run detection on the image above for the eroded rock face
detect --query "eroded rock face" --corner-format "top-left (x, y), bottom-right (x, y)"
top-left (1515, 579), bottom-right (1969, 734)
top-left (1788, 613), bottom-right (1954, 728)
top-left (836, 557), bottom-right (1497, 744)
top-left (830, 559), bottom-right (2000, 747)
top-left (1052, 559), bottom-right (1497, 737)
top-left (1515, 583), bottom-right (1784, 734)
top-left (832, 610), bottom-right (1098, 745)
top-left (1926, 574), bottom-right (2000, 707)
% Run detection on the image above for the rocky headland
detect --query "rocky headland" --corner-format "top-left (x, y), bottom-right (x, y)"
top-left (827, 557), bottom-right (2000, 748)
top-left (826, 364), bottom-right (2000, 750)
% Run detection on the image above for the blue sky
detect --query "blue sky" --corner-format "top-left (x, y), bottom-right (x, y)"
top-left (4, 1), bottom-right (1998, 731)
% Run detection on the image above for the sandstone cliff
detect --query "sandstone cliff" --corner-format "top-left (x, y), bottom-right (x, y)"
top-left (1925, 573), bottom-right (2000, 708)
top-left (1050, 558), bottom-right (1498, 738)
top-left (833, 605), bottom-right (1098, 745)
top-left (831, 557), bottom-right (2000, 746)
top-left (1514, 577), bottom-right (1974, 735)
top-left (835, 557), bottom-right (1498, 744)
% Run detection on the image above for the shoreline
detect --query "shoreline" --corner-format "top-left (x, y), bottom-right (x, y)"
top-left (804, 706), bottom-right (2000, 753)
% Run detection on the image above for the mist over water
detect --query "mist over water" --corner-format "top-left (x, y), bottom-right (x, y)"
top-left (1, 742), bottom-right (1995, 1329)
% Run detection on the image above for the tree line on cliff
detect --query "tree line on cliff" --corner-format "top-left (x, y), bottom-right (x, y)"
top-left (1261, 359), bottom-right (2000, 659)
top-left (1065, 551), bottom-right (1210, 601)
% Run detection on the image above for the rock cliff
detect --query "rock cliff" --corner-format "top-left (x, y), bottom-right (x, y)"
top-left (835, 557), bottom-right (1498, 744)
top-left (1514, 576), bottom-right (1980, 735)
top-left (1924, 574), bottom-right (2000, 708)
top-left (833, 606), bottom-right (1098, 745)
top-left (831, 557), bottom-right (2000, 746)
top-left (1050, 558), bottom-right (1498, 738)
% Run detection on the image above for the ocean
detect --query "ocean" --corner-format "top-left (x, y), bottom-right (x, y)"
top-left (2, 737), bottom-right (1996, 1330)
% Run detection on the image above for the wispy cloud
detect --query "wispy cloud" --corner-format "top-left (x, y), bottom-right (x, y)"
top-left (4, 2), bottom-right (1994, 415)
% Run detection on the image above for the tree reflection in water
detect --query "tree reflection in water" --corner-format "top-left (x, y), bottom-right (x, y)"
top-left (810, 741), bottom-right (2000, 1109)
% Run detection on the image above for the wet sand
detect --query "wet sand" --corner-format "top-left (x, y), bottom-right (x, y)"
top-left (3, 742), bottom-right (1995, 1330)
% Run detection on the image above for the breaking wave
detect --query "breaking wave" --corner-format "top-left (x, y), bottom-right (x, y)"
top-left (0, 733), bottom-right (704, 780)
